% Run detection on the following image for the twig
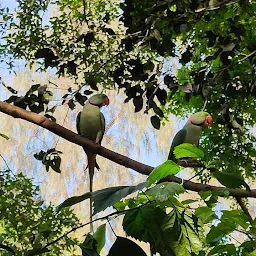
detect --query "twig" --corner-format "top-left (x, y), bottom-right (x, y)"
top-left (107, 218), bottom-right (117, 237)
top-left (235, 197), bottom-right (253, 224)
top-left (54, 106), bottom-right (69, 148)
top-left (195, 0), bottom-right (238, 13)
top-left (239, 49), bottom-right (256, 63)
top-left (0, 153), bottom-right (15, 176)
top-left (202, 98), bottom-right (207, 111)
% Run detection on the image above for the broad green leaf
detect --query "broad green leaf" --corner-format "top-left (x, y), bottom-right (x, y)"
top-left (185, 224), bottom-right (203, 254)
top-left (208, 244), bottom-right (236, 255)
top-left (174, 143), bottom-right (204, 159)
top-left (113, 201), bottom-right (127, 211)
top-left (108, 236), bottom-right (147, 256)
top-left (221, 210), bottom-right (250, 230)
top-left (213, 171), bottom-right (250, 190)
top-left (56, 192), bottom-right (91, 212)
top-left (206, 225), bottom-right (236, 244)
top-left (0, 133), bottom-right (9, 140)
top-left (80, 234), bottom-right (99, 256)
top-left (147, 161), bottom-right (180, 187)
top-left (93, 182), bottom-right (147, 215)
top-left (56, 182), bottom-right (147, 213)
top-left (93, 224), bottom-right (106, 254)
top-left (123, 205), bottom-right (171, 254)
top-left (172, 235), bottom-right (191, 256)
top-left (199, 191), bottom-right (218, 208)
top-left (207, 209), bottom-right (249, 244)
top-left (147, 182), bottom-right (185, 202)
top-left (195, 206), bottom-right (217, 223)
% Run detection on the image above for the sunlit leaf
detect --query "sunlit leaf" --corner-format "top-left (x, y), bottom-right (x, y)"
top-left (174, 143), bottom-right (204, 159)
top-left (94, 224), bottom-right (106, 254)
top-left (147, 160), bottom-right (180, 187)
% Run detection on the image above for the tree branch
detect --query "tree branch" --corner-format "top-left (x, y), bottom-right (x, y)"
top-left (235, 197), bottom-right (253, 224)
top-left (0, 101), bottom-right (256, 198)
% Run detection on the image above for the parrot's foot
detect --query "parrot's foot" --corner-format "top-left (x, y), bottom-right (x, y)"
top-left (84, 162), bottom-right (102, 172)
top-left (95, 161), bottom-right (101, 172)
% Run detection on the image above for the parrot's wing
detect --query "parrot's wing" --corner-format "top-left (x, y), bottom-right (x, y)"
top-left (99, 112), bottom-right (106, 145)
top-left (76, 111), bottom-right (81, 135)
top-left (168, 128), bottom-right (187, 160)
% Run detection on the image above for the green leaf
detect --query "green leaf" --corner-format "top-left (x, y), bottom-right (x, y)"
top-left (184, 223), bottom-right (203, 254)
top-left (195, 206), bottom-right (217, 223)
top-left (147, 182), bottom-right (185, 201)
top-left (213, 171), bottom-right (250, 190)
top-left (207, 223), bottom-right (235, 244)
top-left (93, 224), bottom-right (106, 254)
top-left (181, 199), bottom-right (198, 205)
top-left (108, 236), bottom-right (147, 256)
top-left (113, 201), bottom-right (127, 211)
top-left (150, 115), bottom-right (160, 129)
top-left (93, 182), bottom-right (147, 215)
top-left (56, 192), bottom-right (91, 212)
top-left (147, 160), bottom-right (180, 186)
top-left (174, 143), bottom-right (204, 159)
top-left (208, 244), bottom-right (236, 255)
top-left (0, 133), bottom-right (9, 140)
top-left (172, 235), bottom-right (191, 256)
top-left (80, 234), bottom-right (99, 256)
top-left (123, 205), bottom-right (172, 254)
top-left (199, 191), bottom-right (218, 208)
top-left (221, 210), bottom-right (249, 229)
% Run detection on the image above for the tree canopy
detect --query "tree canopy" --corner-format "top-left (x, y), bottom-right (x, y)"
top-left (1, 0), bottom-right (256, 255)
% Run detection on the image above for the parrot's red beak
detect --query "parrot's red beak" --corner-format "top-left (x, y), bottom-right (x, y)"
top-left (204, 115), bottom-right (213, 126)
top-left (103, 97), bottom-right (110, 106)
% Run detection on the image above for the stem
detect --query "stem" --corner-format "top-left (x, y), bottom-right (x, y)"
top-left (235, 197), bottom-right (253, 224)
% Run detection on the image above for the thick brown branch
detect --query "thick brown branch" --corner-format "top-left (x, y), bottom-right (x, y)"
top-left (0, 101), bottom-right (256, 198)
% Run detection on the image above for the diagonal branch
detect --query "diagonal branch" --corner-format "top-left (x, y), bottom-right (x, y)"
top-left (0, 101), bottom-right (256, 198)
top-left (235, 197), bottom-right (253, 224)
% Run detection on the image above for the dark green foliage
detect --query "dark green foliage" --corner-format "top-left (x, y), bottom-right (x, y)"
top-left (108, 237), bottom-right (147, 256)
top-left (0, 169), bottom-right (80, 255)
top-left (34, 148), bottom-right (62, 173)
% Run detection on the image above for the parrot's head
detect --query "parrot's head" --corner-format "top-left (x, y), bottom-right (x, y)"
top-left (89, 94), bottom-right (110, 107)
top-left (188, 111), bottom-right (213, 127)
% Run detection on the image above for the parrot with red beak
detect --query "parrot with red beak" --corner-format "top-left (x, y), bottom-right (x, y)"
top-left (76, 93), bottom-right (109, 232)
top-left (168, 111), bottom-right (213, 161)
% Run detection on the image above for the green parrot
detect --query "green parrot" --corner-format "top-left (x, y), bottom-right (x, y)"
top-left (76, 93), bottom-right (109, 232)
top-left (168, 111), bottom-right (213, 161)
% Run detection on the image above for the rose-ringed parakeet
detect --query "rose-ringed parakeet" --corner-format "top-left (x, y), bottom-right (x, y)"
top-left (168, 111), bottom-right (213, 161)
top-left (76, 94), bottom-right (109, 232)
